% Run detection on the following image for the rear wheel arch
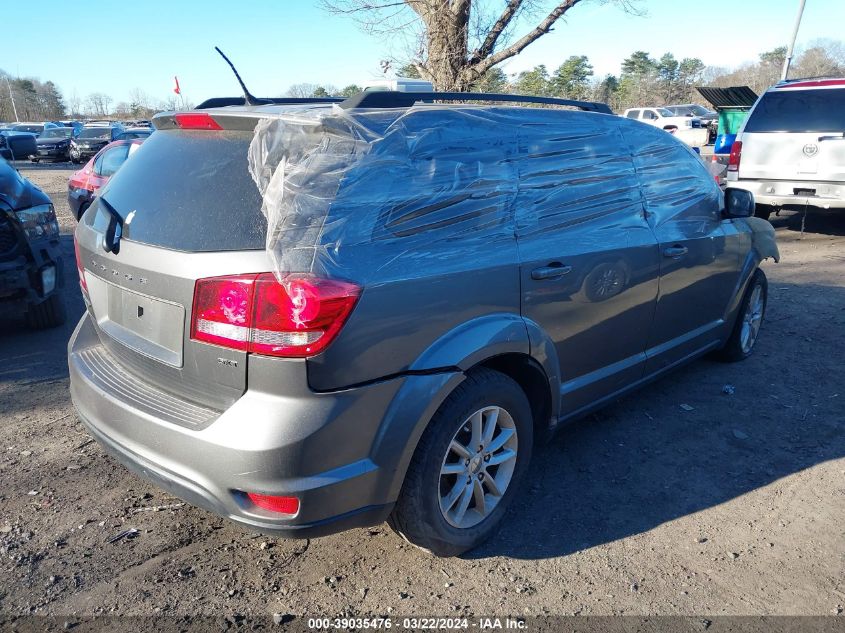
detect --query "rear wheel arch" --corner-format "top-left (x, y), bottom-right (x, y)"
top-left (376, 315), bottom-right (559, 502)
top-left (375, 352), bottom-right (554, 506)
top-left (474, 353), bottom-right (554, 443)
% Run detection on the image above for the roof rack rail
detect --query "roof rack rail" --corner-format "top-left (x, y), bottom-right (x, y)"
top-left (339, 91), bottom-right (613, 114)
top-left (776, 75), bottom-right (845, 84)
top-left (195, 96), bottom-right (345, 109)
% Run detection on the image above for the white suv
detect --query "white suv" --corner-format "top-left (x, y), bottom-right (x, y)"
top-left (727, 78), bottom-right (845, 220)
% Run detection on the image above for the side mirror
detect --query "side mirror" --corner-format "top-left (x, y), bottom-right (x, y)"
top-left (724, 188), bottom-right (755, 218)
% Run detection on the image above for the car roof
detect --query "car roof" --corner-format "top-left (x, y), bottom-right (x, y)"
top-left (773, 77), bottom-right (845, 91)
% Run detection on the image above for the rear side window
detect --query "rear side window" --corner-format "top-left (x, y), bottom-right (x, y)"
top-left (626, 110), bottom-right (639, 119)
top-left (745, 88), bottom-right (845, 133)
top-left (622, 120), bottom-right (721, 226)
top-left (89, 130), bottom-right (266, 252)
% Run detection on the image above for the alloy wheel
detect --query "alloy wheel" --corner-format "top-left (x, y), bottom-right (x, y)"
top-left (438, 406), bottom-right (518, 529)
top-left (740, 284), bottom-right (764, 353)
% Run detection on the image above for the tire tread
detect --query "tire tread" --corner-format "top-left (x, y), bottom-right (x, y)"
top-left (388, 368), bottom-right (532, 557)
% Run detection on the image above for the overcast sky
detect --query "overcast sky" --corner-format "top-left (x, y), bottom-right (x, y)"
top-left (2, 0), bottom-right (841, 104)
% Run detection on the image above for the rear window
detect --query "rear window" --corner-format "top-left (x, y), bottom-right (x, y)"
top-left (89, 129), bottom-right (266, 252)
top-left (79, 128), bottom-right (111, 139)
top-left (745, 88), bottom-right (845, 133)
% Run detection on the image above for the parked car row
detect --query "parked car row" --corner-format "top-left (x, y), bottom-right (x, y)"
top-left (0, 120), bottom-right (152, 163)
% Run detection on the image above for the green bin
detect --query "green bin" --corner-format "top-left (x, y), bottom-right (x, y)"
top-left (714, 108), bottom-right (751, 155)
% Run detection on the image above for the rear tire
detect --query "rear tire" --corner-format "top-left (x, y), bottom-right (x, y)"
top-left (26, 294), bottom-right (67, 330)
top-left (388, 368), bottom-right (533, 557)
top-left (716, 268), bottom-right (767, 362)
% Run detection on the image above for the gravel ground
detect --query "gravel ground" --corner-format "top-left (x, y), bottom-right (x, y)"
top-left (0, 163), bottom-right (843, 620)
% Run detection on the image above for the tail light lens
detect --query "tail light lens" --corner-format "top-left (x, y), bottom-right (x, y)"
top-left (73, 234), bottom-right (87, 294)
top-left (245, 493), bottom-right (299, 515)
top-left (191, 273), bottom-right (360, 358)
top-left (727, 141), bottom-right (743, 172)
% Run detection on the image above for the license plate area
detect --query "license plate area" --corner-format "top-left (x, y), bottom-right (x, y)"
top-left (86, 273), bottom-right (185, 367)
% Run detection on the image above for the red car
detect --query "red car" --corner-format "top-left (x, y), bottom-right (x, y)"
top-left (67, 139), bottom-right (144, 220)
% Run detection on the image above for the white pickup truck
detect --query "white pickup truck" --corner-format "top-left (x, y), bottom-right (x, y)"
top-left (622, 107), bottom-right (703, 131)
top-left (622, 107), bottom-right (708, 146)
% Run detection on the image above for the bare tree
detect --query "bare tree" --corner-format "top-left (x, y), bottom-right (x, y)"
top-left (86, 92), bottom-right (113, 118)
top-left (67, 90), bottom-right (82, 118)
top-left (322, 0), bottom-right (638, 91)
top-left (286, 83), bottom-right (320, 98)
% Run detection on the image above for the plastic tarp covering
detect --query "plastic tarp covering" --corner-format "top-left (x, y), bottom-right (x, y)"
top-left (248, 105), bottom-right (721, 282)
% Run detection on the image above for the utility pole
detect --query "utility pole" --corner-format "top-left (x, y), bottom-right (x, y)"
top-left (781, 0), bottom-right (807, 81)
top-left (4, 75), bottom-right (19, 122)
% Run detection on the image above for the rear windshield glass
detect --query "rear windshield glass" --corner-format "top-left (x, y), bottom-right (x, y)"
top-left (745, 88), bottom-right (845, 133)
top-left (40, 128), bottom-right (72, 139)
top-left (90, 129), bottom-right (266, 252)
top-left (79, 128), bottom-right (111, 139)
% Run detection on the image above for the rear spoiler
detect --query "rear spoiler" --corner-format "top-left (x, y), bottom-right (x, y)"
top-left (194, 92), bottom-right (613, 114)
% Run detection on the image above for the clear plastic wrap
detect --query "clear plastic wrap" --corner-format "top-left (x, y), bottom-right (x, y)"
top-left (248, 105), bottom-right (528, 283)
top-left (247, 104), bottom-right (722, 283)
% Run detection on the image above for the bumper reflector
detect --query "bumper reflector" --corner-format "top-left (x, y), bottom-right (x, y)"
top-left (245, 493), bottom-right (299, 515)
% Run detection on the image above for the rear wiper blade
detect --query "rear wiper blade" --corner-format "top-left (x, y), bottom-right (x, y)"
top-left (99, 197), bottom-right (123, 254)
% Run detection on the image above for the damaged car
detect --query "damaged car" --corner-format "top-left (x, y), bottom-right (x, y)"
top-left (69, 125), bottom-right (123, 164)
top-left (69, 91), bottom-right (778, 556)
top-left (0, 158), bottom-right (65, 328)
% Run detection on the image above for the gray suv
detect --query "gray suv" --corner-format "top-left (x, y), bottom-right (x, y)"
top-left (68, 91), bottom-right (778, 556)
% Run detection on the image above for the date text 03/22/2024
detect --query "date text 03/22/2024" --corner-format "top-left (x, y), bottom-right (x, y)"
top-left (306, 617), bottom-right (527, 630)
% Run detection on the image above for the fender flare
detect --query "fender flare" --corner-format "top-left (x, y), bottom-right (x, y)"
top-left (370, 313), bottom-right (561, 502)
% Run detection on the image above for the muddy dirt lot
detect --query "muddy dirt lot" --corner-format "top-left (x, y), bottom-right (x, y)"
top-left (1, 163), bottom-right (843, 621)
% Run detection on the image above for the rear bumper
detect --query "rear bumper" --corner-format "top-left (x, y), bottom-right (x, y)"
top-left (729, 178), bottom-right (845, 210)
top-left (68, 314), bottom-right (453, 538)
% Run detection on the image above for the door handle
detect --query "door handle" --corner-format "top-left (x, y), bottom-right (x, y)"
top-left (663, 245), bottom-right (688, 258)
top-left (531, 263), bottom-right (573, 280)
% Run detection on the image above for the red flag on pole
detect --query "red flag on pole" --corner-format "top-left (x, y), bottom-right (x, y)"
top-left (173, 76), bottom-right (181, 95)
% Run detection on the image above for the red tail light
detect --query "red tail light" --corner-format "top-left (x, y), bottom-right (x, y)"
top-left (245, 493), bottom-right (299, 515)
top-left (191, 273), bottom-right (360, 358)
top-left (73, 234), bottom-right (88, 294)
top-left (727, 141), bottom-right (742, 173)
top-left (173, 112), bottom-right (222, 130)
